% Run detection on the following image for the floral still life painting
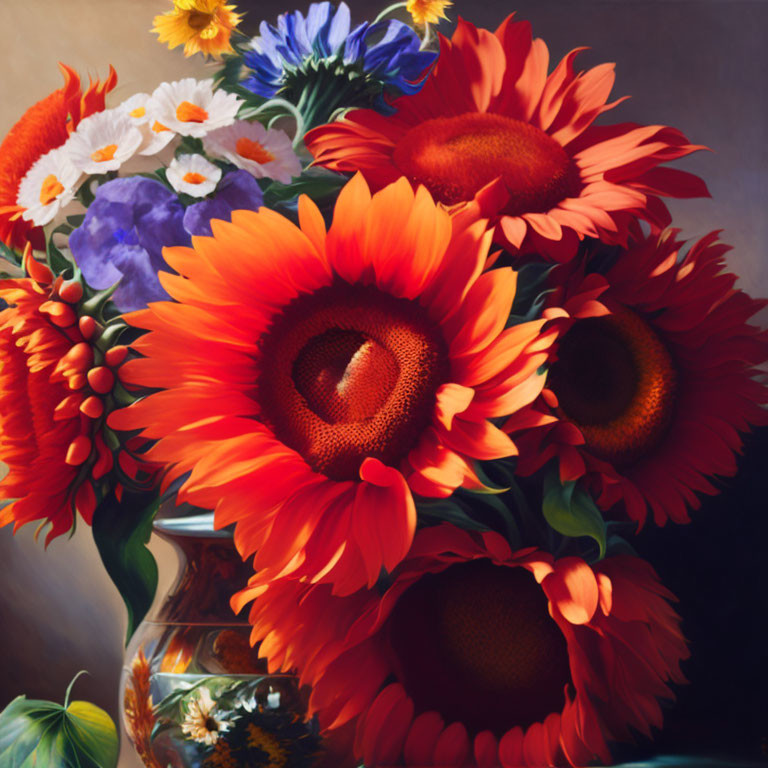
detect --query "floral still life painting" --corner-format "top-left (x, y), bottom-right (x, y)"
top-left (0, 1), bottom-right (766, 767)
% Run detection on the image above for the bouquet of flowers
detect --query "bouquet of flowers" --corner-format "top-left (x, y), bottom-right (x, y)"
top-left (1, 1), bottom-right (766, 766)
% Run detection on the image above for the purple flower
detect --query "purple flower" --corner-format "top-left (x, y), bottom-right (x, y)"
top-left (183, 170), bottom-right (264, 237)
top-left (70, 171), bottom-right (264, 312)
top-left (70, 177), bottom-right (188, 312)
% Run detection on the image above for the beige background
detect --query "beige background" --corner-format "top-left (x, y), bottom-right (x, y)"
top-left (0, 2), bottom-right (766, 767)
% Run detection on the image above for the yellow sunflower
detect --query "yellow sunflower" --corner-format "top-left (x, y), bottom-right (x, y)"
top-left (406, 0), bottom-right (452, 26)
top-left (152, 0), bottom-right (242, 59)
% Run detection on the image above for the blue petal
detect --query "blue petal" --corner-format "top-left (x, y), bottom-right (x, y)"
top-left (326, 2), bottom-right (352, 54)
top-left (241, 3), bottom-right (435, 102)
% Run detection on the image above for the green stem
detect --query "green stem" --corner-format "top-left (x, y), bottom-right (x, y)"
top-left (421, 22), bottom-right (432, 50)
top-left (296, 74), bottom-right (364, 131)
top-left (373, 1), bottom-right (408, 24)
top-left (64, 671), bottom-right (89, 708)
top-left (248, 98), bottom-right (306, 149)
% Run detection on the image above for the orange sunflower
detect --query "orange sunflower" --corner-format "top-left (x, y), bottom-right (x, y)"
top-left (0, 64), bottom-right (117, 250)
top-left (305, 15), bottom-right (708, 263)
top-left (508, 229), bottom-right (768, 526)
top-left (236, 524), bottom-right (688, 767)
top-left (109, 174), bottom-right (554, 595)
top-left (0, 247), bottom-right (123, 543)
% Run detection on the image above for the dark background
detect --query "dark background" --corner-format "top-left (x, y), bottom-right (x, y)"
top-left (0, 1), bottom-right (766, 766)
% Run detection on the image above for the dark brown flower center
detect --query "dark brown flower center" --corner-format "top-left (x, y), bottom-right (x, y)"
top-left (548, 306), bottom-right (677, 467)
top-left (204, 716), bottom-right (219, 732)
top-left (187, 10), bottom-right (215, 31)
top-left (258, 283), bottom-right (448, 480)
top-left (392, 112), bottom-right (580, 212)
top-left (387, 559), bottom-right (571, 736)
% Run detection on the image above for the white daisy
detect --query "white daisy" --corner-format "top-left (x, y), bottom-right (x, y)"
top-left (17, 147), bottom-right (80, 227)
top-left (65, 109), bottom-right (144, 175)
top-left (204, 121), bottom-right (302, 185)
top-left (166, 154), bottom-right (222, 197)
top-left (147, 78), bottom-right (242, 139)
top-left (118, 93), bottom-right (152, 126)
top-left (117, 92), bottom-right (177, 157)
top-left (180, 688), bottom-right (228, 746)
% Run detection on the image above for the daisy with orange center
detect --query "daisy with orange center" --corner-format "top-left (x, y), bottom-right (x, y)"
top-left (166, 154), bottom-right (222, 197)
top-left (65, 109), bottom-right (144, 175)
top-left (109, 174), bottom-right (554, 595)
top-left (305, 15), bottom-right (708, 263)
top-left (0, 63), bottom-right (116, 249)
top-left (237, 524), bottom-right (688, 768)
top-left (117, 93), bottom-right (177, 157)
top-left (204, 121), bottom-right (302, 185)
top-left (16, 147), bottom-right (79, 227)
top-left (146, 78), bottom-right (242, 139)
top-left (152, 0), bottom-right (243, 59)
top-left (508, 230), bottom-right (768, 526)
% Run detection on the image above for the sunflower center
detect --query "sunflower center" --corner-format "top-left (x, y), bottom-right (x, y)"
top-left (90, 144), bottom-right (118, 163)
top-left (204, 716), bottom-right (219, 733)
top-left (392, 112), bottom-right (579, 211)
top-left (548, 306), bottom-right (677, 467)
top-left (236, 137), bottom-right (275, 165)
top-left (39, 174), bottom-right (64, 205)
top-left (258, 283), bottom-right (448, 481)
top-left (388, 559), bottom-right (571, 735)
top-left (176, 101), bottom-right (209, 123)
top-left (187, 10), bottom-right (215, 31)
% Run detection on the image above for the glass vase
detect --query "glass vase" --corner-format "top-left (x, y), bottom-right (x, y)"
top-left (119, 513), bottom-right (322, 768)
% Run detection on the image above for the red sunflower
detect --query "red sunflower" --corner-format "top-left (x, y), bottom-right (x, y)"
top-left (0, 247), bottom-right (123, 543)
top-left (305, 15), bottom-right (708, 263)
top-left (108, 174), bottom-right (554, 595)
top-left (0, 63), bottom-right (117, 250)
top-left (508, 229), bottom-right (768, 526)
top-left (236, 524), bottom-right (688, 768)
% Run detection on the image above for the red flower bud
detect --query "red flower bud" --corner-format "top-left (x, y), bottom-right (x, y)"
top-left (80, 395), bottom-right (104, 419)
top-left (78, 316), bottom-right (100, 340)
top-left (105, 345), bottom-right (128, 367)
top-left (65, 435), bottom-right (92, 466)
top-left (59, 281), bottom-right (84, 304)
top-left (87, 366), bottom-right (115, 394)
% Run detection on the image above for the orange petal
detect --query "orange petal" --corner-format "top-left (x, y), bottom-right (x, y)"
top-left (542, 557), bottom-right (599, 624)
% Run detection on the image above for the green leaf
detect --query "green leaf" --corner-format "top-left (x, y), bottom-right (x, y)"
top-left (262, 170), bottom-right (346, 207)
top-left (45, 223), bottom-right (77, 277)
top-left (0, 240), bottom-right (22, 268)
top-left (506, 261), bottom-right (556, 326)
top-left (91, 490), bottom-right (160, 644)
top-left (417, 498), bottom-right (491, 532)
top-left (0, 677), bottom-right (118, 768)
top-left (175, 136), bottom-right (205, 157)
top-left (417, 488), bottom-right (524, 551)
top-left (542, 474), bottom-right (606, 558)
top-left (213, 53), bottom-right (245, 89)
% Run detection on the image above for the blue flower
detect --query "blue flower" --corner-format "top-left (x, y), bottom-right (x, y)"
top-left (242, 2), bottom-right (435, 126)
top-left (70, 171), bottom-right (264, 312)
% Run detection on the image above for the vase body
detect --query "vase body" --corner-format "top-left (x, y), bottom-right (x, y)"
top-left (119, 514), bottom-right (320, 768)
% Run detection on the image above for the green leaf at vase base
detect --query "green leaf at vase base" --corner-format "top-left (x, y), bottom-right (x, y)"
top-left (91, 490), bottom-right (160, 645)
top-left (0, 674), bottom-right (118, 768)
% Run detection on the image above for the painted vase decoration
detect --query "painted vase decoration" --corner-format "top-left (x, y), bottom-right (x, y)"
top-left (119, 514), bottom-right (322, 768)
